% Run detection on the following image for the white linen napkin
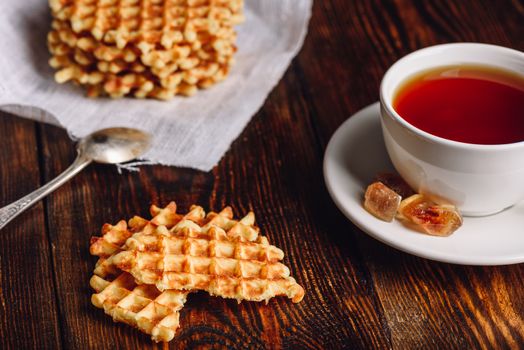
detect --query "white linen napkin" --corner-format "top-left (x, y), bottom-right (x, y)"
top-left (0, 0), bottom-right (312, 171)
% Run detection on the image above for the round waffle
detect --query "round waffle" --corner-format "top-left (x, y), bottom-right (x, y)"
top-left (48, 0), bottom-right (244, 99)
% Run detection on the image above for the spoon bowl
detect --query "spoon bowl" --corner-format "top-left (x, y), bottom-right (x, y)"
top-left (79, 127), bottom-right (152, 164)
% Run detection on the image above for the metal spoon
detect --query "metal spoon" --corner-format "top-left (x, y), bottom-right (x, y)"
top-left (0, 127), bottom-right (151, 230)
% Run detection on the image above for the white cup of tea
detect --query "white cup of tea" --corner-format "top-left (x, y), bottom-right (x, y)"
top-left (380, 43), bottom-right (524, 216)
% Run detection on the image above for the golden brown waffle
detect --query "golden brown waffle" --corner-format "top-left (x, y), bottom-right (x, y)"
top-left (90, 202), bottom-right (261, 274)
top-left (90, 202), bottom-right (263, 284)
top-left (113, 246), bottom-right (304, 302)
top-left (146, 202), bottom-right (260, 241)
top-left (47, 0), bottom-right (244, 99)
top-left (90, 220), bottom-right (133, 277)
top-left (91, 203), bottom-right (304, 303)
top-left (89, 202), bottom-right (305, 342)
top-left (89, 217), bottom-right (189, 342)
top-left (49, 0), bottom-right (244, 47)
top-left (90, 272), bottom-right (188, 342)
top-left (90, 220), bottom-right (132, 259)
top-left (47, 19), bottom-right (230, 98)
top-left (89, 205), bottom-right (264, 278)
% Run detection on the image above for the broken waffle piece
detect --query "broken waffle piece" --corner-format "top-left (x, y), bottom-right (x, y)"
top-left (397, 194), bottom-right (463, 236)
top-left (91, 202), bottom-right (262, 278)
top-left (364, 182), bottom-right (402, 222)
top-left (112, 247), bottom-right (303, 302)
top-left (90, 272), bottom-right (189, 343)
top-left (111, 216), bottom-right (304, 303)
top-left (90, 220), bottom-right (132, 258)
top-left (89, 202), bottom-right (305, 342)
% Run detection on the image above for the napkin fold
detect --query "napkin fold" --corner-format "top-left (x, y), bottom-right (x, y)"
top-left (0, 0), bottom-right (312, 171)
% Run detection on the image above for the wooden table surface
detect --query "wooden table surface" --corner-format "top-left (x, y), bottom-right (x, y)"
top-left (2, 1), bottom-right (524, 349)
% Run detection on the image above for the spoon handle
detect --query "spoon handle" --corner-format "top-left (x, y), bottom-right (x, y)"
top-left (0, 154), bottom-right (91, 231)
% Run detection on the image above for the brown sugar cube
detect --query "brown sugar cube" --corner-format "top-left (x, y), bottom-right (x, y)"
top-left (364, 182), bottom-right (402, 222)
top-left (397, 194), bottom-right (463, 236)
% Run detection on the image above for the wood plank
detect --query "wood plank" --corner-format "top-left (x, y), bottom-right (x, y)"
top-left (202, 71), bottom-right (393, 348)
top-left (38, 0), bottom-right (394, 347)
top-left (38, 121), bottom-right (214, 349)
top-left (38, 61), bottom-right (392, 348)
top-left (9, 0), bottom-right (524, 348)
top-left (200, 67), bottom-right (389, 347)
top-left (362, 245), bottom-right (524, 348)
top-left (298, 0), bottom-right (524, 348)
top-left (0, 114), bottom-right (61, 349)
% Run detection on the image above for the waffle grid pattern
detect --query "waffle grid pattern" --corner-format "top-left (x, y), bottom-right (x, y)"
top-left (89, 202), bottom-right (304, 342)
top-left (90, 272), bottom-right (188, 342)
top-left (48, 0), bottom-right (244, 99)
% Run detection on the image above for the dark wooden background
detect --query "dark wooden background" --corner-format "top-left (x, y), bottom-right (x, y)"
top-left (1, 0), bottom-right (524, 349)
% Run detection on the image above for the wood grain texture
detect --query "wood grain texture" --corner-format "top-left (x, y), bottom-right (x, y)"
top-left (0, 0), bottom-right (523, 349)
top-left (0, 117), bottom-right (61, 349)
top-left (297, 0), bottom-right (524, 349)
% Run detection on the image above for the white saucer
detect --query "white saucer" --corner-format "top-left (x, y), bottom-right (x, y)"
top-left (323, 102), bottom-right (524, 265)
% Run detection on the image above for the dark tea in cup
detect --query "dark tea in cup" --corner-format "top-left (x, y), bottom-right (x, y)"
top-left (393, 65), bottom-right (524, 145)
top-left (380, 44), bottom-right (524, 215)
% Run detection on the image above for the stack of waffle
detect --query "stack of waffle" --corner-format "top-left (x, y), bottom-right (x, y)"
top-left (89, 202), bottom-right (305, 342)
top-left (48, 0), bottom-right (244, 99)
